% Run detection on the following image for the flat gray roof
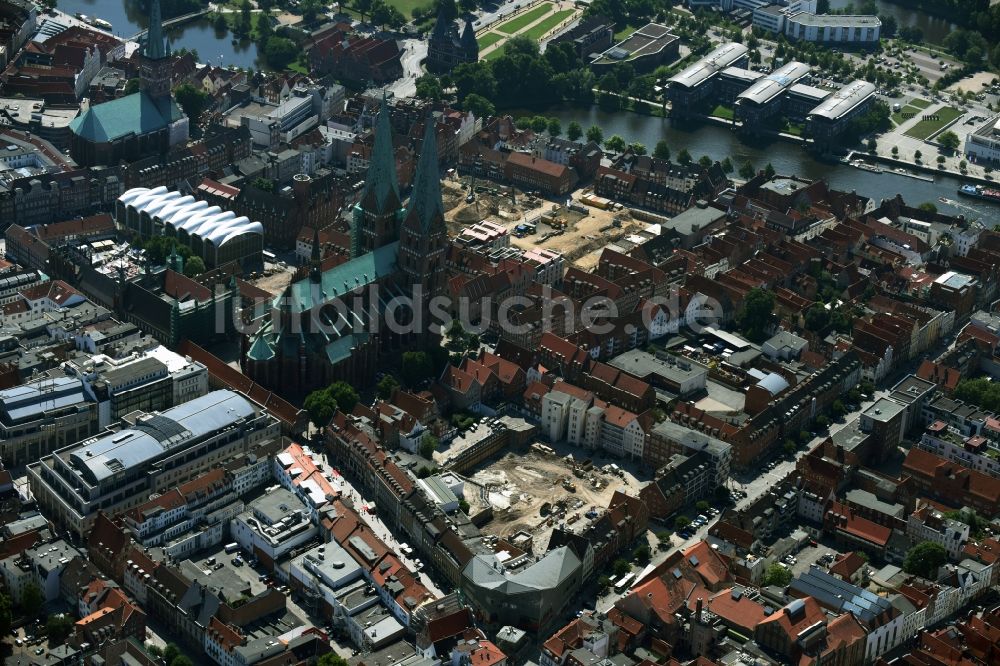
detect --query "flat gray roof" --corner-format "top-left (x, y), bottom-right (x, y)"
top-left (737, 61), bottom-right (810, 106)
top-left (808, 80), bottom-right (876, 121)
top-left (608, 349), bottom-right (708, 384)
top-left (669, 43), bottom-right (748, 90)
top-left (69, 390), bottom-right (256, 484)
top-left (789, 12), bottom-right (881, 27)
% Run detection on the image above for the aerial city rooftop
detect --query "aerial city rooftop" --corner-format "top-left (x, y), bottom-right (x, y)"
top-left (0, 0), bottom-right (999, 665)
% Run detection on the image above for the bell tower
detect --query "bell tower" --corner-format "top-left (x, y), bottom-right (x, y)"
top-left (140, 0), bottom-right (172, 100)
top-left (398, 115), bottom-right (448, 299)
top-left (351, 92), bottom-right (403, 257)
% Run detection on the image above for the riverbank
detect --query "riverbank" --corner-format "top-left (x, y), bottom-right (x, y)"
top-left (861, 152), bottom-right (998, 190)
top-left (528, 103), bottom-right (998, 220)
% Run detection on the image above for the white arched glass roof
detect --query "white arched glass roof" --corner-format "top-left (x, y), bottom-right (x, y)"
top-left (118, 188), bottom-right (262, 248)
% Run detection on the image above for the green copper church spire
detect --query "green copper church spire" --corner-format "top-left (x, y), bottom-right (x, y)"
top-left (360, 91), bottom-right (400, 215)
top-left (405, 114), bottom-right (445, 233)
top-left (145, 0), bottom-right (168, 61)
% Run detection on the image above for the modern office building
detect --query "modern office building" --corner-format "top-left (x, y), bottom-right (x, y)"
top-left (734, 60), bottom-right (810, 129)
top-left (668, 43), bottom-right (749, 118)
top-left (0, 375), bottom-right (100, 468)
top-left (784, 13), bottom-right (881, 45)
top-left (27, 390), bottom-right (279, 538)
top-left (806, 79), bottom-right (877, 148)
top-left (964, 115), bottom-right (1000, 166)
top-left (591, 23), bottom-right (680, 73)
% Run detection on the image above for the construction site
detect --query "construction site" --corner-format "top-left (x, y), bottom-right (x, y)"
top-left (464, 443), bottom-right (641, 554)
top-left (441, 178), bottom-right (649, 271)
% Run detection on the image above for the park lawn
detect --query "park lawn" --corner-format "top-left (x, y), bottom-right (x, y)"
top-left (784, 122), bottom-right (803, 136)
top-left (910, 98), bottom-right (932, 110)
top-left (496, 3), bottom-right (552, 34)
top-left (477, 31), bottom-right (504, 49)
top-left (891, 105), bottom-right (920, 125)
top-left (379, 0), bottom-right (432, 18)
top-left (522, 9), bottom-right (575, 41)
top-left (614, 23), bottom-right (638, 40)
top-left (904, 105), bottom-right (963, 140)
top-left (484, 44), bottom-right (506, 60)
top-left (711, 104), bottom-right (734, 120)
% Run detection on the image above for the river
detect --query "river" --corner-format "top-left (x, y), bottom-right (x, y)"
top-left (534, 104), bottom-right (999, 222)
top-left (56, 0), bottom-right (263, 69)
top-left (827, 0), bottom-right (959, 46)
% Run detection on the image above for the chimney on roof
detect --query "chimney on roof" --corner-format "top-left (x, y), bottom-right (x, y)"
top-left (696, 597), bottom-right (703, 623)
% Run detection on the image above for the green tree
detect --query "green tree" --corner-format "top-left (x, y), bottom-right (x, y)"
top-left (304, 389), bottom-right (337, 425)
top-left (653, 140), bottom-right (670, 161)
top-left (805, 303), bottom-right (830, 331)
top-left (20, 582), bottom-right (43, 618)
top-left (696, 500), bottom-right (711, 513)
top-left (914, 149), bottom-right (922, 162)
top-left (816, 414), bottom-right (830, 429)
top-left (674, 515), bottom-right (691, 531)
top-left (329, 381), bottom-right (359, 412)
top-left (903, 541), bottom-right (948, 578)
top-left (401, 351), bottom-right (435, 387)
top-left (171, 657), bottom-right (194, 666)
top-left (173, 83), bottom-right (209, 123)
top-left (784, 439), bottom-right (797, 455)
top-left (633, 544), bottom-right (650, 563)
top-left (256, 12), bottom-right (273, 44)
top-left (547, 118), bottom-right (562, 137)
top-left (237, 0), bottom-right (253, 36)
top-left (183, 255), bottom-right (206, 277)
top-left (376, 375), bottom-right (399, 399)
top-left (677, 148), bottom-right (692, 164)
top-left (458, 499), bottom-right (471, 514)
top-left (597, 575), bottom-right (611, 590)
top-left (586, 125), bottom-right (603, 144)
top-left (918, 202), bottom-right (938, 214)
top-left (46, 613), bottom-right (73, 643)
top-left (604, 135), bottom-right (626, 153)
top-left (721, 156), bottom-right (733, 173)
top-left (657, 531), bottom-right (672, 543)
top-left (762, 563), bottom-right (792, 587)
top-left (318, 654), bottom-right (350, 666)
top-left (629, 142), bottom-right (647, 155)
top-left (353, 0), bottom-right (374, 22)
top-left (739, 159), bottom-right (756, 180)
top-left (531, 115), bottom-right (549, 133)
top-left (567, 121), bottom-right (583, 141)
top-left (764, 162), bottom-right (776, 179)
top-left (737, 288), bottom-right (775, 343)
top-left (462, 93), bottom-right (495, 120)
top-left (613, 559), bottom-right (631, 577)
top-left (891, 145), bottom-right (899, 158)
top-left (124, 78), bottom-right (140, 94)
top-left (252, 176), bottom-right (275, 192)
top-left (938, 130), bottom-right (960, 151)
top-left (416, 75), bottom-right (444, 100)
top-left (416, 465), bottom-right (432, 478)
top-left (264, 36), bottom-right (299, 70)
top-left (213, 13), bottom-right (228, 32)
top-left (163, 644), bottom-right (181, 666)
top-left (420, 433), bottom-right (438, 460)
top-left (831, 400), bottom-right (846, 416)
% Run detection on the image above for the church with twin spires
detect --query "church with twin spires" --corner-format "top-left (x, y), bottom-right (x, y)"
top-left (243, 96), bottom-right (450, 394)
top-left (69, 0), bottom-right (189, 166)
